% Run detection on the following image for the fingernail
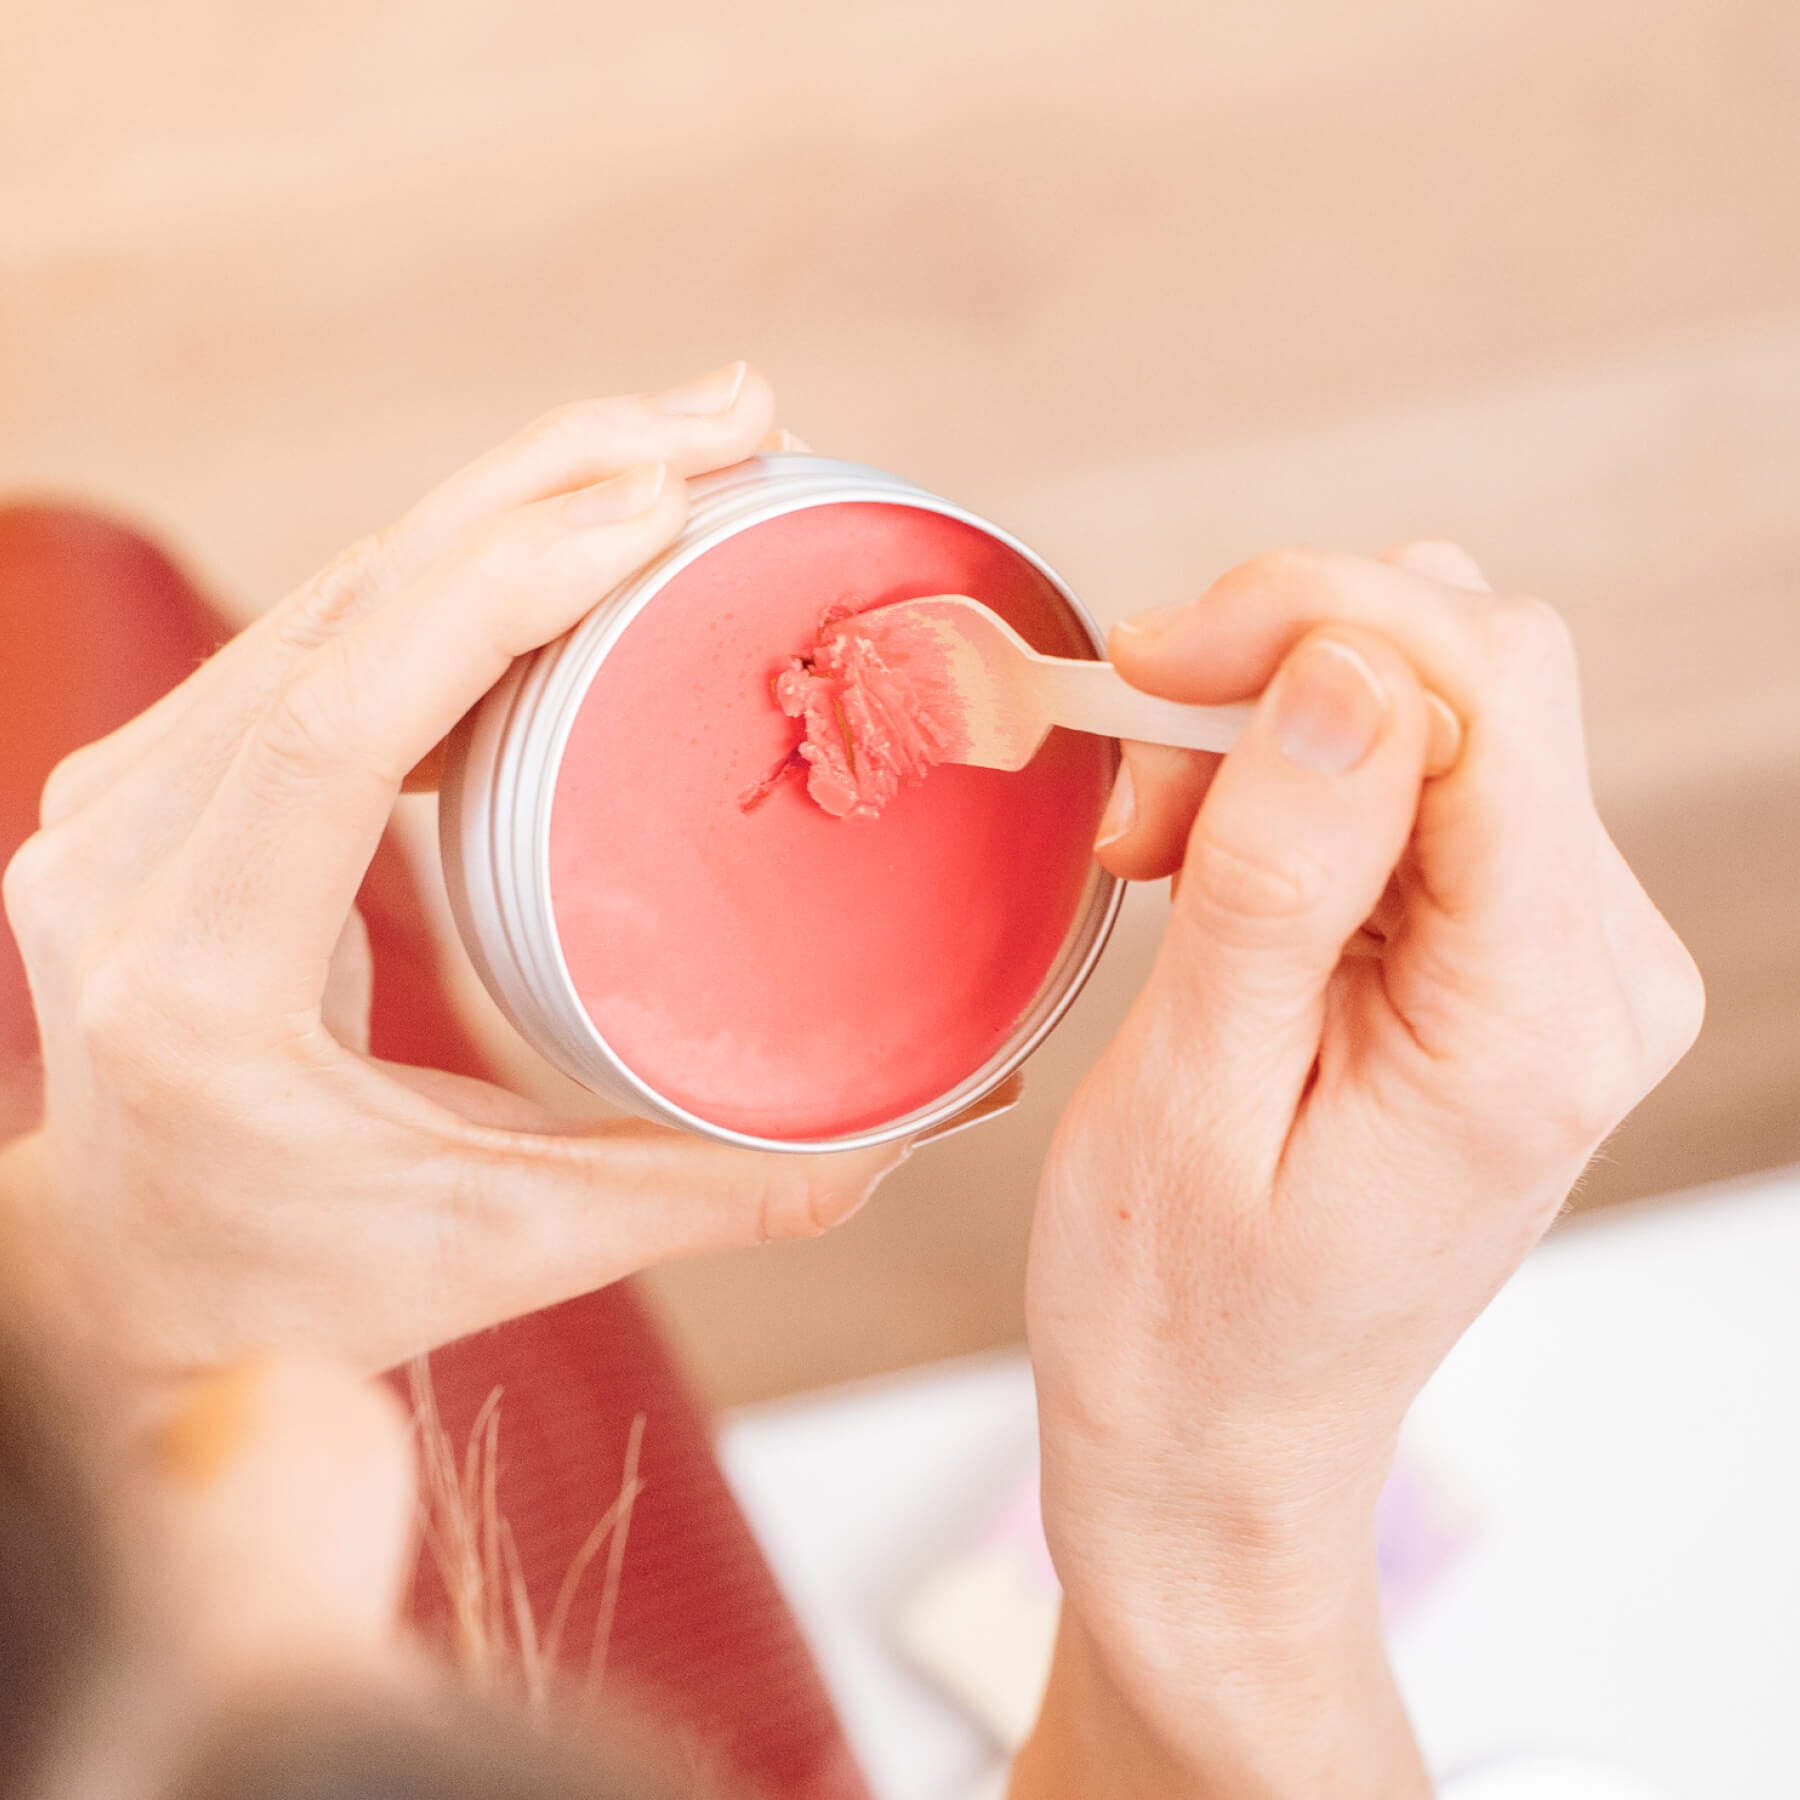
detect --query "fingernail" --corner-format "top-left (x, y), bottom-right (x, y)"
top-left (1268, 636), bottom-right (1388, 775)
top-left (762, 427), bottom-right (812, 453)
top-left (1093, 760), bottom-right (1136, 848)
top-left (911, 1076), bottom-right (1026, 1148)
top-left (656, 359), bottom-right (749, 416)
top-left (562, 462), bottom-right (667, 526)
top-left (1113, 602), bottom-right (1191, 641)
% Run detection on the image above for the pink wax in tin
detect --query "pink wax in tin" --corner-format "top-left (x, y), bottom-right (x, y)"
top-left (547, 501), bottom-right (1113, 1141)
top-left (761, 602), bottom-right (972, 820)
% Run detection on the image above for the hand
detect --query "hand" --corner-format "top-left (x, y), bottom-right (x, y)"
top-left (1019, 544), bottom-right (1703, 1796)
top-left (0, 364), bottom-right (907, 1381)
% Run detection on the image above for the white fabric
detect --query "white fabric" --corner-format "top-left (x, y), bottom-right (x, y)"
top-left (721, 1166), bottom-right (1800, 1799)
top-left (1441, 1760), bottom-right (1664, 1799)
top-left (967, 1761), bottom-right (1659, 1800)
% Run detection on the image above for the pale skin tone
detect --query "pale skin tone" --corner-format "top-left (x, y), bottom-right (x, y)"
top-left (1015, 544), bottom-right (1703, 1796)
top-left (15, 1345), bottom-right (429, 1800)
top-left (0, 367), bottom-right (1703, 1794)
top-left (0, 363), bottom-right (915, 1381)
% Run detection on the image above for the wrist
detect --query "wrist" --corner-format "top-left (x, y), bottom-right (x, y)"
top-left (1011, 1611), bottom-right (1214, 1800)
top-left (1037, 1411), bottom-right (1399, 1648)
top-left (1014, 1593), bottom-right (1430, 1800)
top-left (1020, 1443), bottom-right (1429, 1800)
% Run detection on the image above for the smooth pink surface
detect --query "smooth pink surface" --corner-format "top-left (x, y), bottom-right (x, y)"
top-left (548, 500), bottom-right (1112, 1140)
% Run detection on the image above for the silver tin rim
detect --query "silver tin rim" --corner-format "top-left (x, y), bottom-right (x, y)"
top-left (440, 454), bottom-right (1122, 1154)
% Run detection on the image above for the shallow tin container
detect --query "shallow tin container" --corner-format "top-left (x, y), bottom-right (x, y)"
top-left (439, 454), bottom-right (1121, 1153)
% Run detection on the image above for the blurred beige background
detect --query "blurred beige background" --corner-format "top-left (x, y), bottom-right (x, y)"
top-left (5, 0), bottom-right (1798, 1404)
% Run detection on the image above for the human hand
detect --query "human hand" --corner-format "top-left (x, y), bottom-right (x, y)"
top-left (1019, 544), bottom-right (1703, 1796)
top-left (0, 365), bottom-right (909, 1380)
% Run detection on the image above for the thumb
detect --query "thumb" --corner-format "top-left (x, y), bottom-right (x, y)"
top-left (470, 1120), bottom-right (912, 1284)
top-left (640, 1072), bottom-right (1028, 1251)
top-left (1146, 625), bottom-right (1428, 1147)
top-left (474, 1072), bottom-right (1034, 1285)
top-left (400, 1074), bottom-right (1025, 1347)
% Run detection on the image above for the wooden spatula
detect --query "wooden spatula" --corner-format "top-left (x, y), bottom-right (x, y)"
top-left (871, 594), bottom-right (1461, 774)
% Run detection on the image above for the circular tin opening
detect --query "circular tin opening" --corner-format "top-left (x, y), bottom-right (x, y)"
top-left (442, 459), bottom-right (1123, 1153)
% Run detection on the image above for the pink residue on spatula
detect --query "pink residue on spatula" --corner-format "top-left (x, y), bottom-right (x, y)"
top-left (745, 605), bottom-right (971, 820)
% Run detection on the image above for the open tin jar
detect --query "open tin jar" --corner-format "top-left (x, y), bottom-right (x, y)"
top-left (440, 454), bottom-right (1121, 1152)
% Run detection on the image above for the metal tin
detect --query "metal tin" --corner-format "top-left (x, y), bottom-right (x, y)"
top-left (439, 454), bottom-right (1121, 1154)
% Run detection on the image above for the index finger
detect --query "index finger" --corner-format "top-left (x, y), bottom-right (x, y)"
top-left (1111, 550), bottom-right (1598, 924)
top-left (161, 462), bottom-right (685, 1013)
top-left (38, 365), bottom-right (775, 831)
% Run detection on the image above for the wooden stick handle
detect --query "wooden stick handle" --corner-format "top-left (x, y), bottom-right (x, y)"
top-left (1035, 653), bottom-right (1461, 773)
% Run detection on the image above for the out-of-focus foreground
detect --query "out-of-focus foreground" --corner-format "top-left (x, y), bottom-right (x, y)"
top-left (5, 0), bottom-right (1797, 1402)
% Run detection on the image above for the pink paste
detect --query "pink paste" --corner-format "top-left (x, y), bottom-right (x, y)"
top-left (757, 605), bottom-right (969, 820)
top-left (547, 502), bottom-right (1111, 1141)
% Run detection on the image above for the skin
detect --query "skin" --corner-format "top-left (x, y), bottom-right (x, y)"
top-left (6, 1328), bottom-right (427, 1800)
top-left (1013, 543), bottom-right (1703, 1796)
top-left (0, 366), bottom-right (920, 1381)
top-left (0, 370), bottom-right (1702, 1792)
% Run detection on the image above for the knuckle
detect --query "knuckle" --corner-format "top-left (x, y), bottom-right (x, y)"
top-left (1639, 931), bottom-right (1707, 1068)
top-left (283, 531), bottom-right (387, 651)
top-left (1501, 995), bottom-right (1650, 1151)
top-left (72, 943), bottom-right (156, 1067)
top-left (1398, 984), bottom-right (1636, 1167)
top-left (1552, 1047), bottom-right (1641, 1146)
top-left (532, 399), bottom-right (592, 441)
top-left (1217, 547), bottom-right (1336, 607)
top-left (38, 745), bottom-right (106, 827)
top-left (1456, 1046), bottom-right (1624, 1172)
top-left (2, 828), bottom-right (74, 936)
top-left (1394, 536), bottom-right (1461, 561)
top-left (1664, 946), bottom-right (1708, 1055)
top-left (256, 687), bottom-right (339, 790)
top-left (255, 643), bottom-right (379, 792)
top-left (1182, 830), bottom-right (1326, 930)
top-left (1483, 594), bottom-right (1579, 677)
top-left (472, 504), bottom-right (556, 578)
top-left (1388, 538), bottom-right (1485, 586)
top-left (460, 517), bottom-right (575, 654)
top-left (527, 397), bottom-right (631, 462)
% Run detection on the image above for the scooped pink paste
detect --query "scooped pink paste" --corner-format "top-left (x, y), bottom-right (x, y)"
top-left (753, 604), bottom-right (970, 820)
top-left (548, 500), bottom-right (1111, 1140)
